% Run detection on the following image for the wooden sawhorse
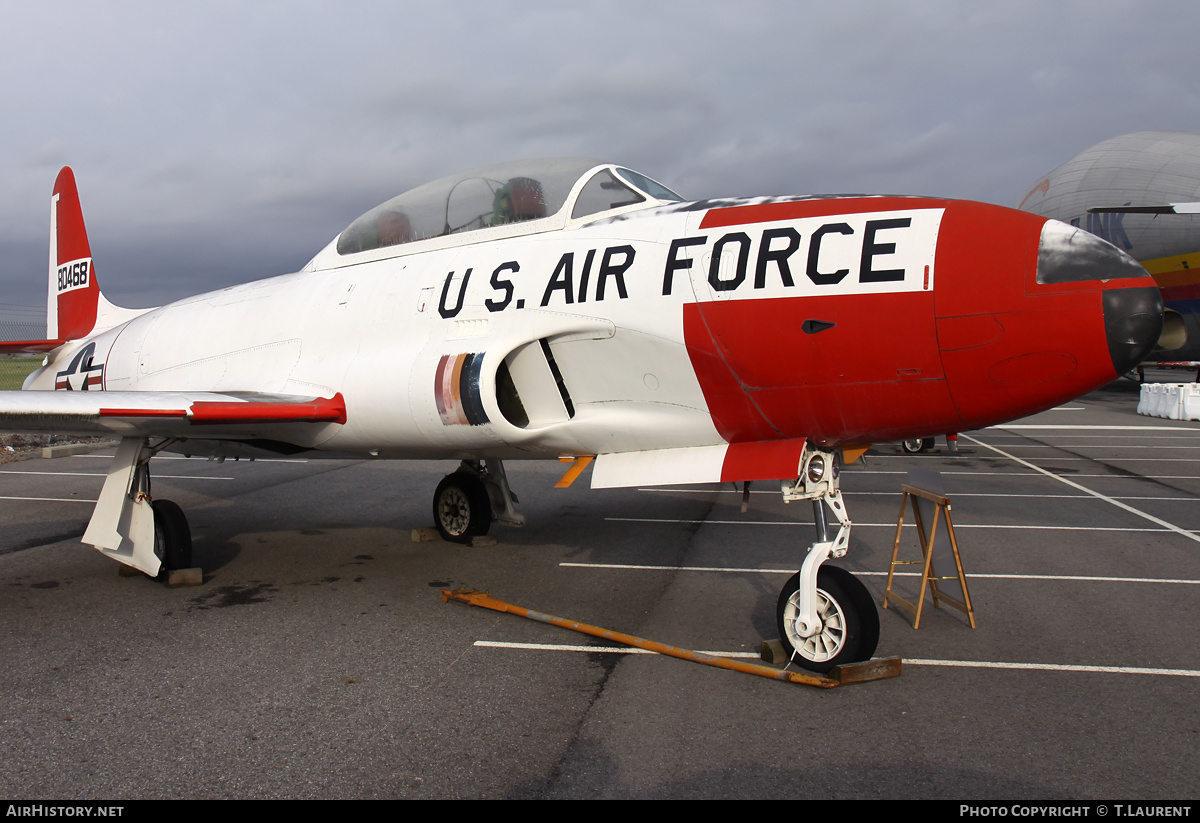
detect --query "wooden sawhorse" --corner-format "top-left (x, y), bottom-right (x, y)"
top-left (883, 483), bottom-right (976, 629)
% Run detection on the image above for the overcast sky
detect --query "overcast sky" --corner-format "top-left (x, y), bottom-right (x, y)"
top-left (2, 0), bottom-right (1198, 324)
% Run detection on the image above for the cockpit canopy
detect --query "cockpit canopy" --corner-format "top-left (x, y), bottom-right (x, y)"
top-left (334, 158), bottom-right (682, 257)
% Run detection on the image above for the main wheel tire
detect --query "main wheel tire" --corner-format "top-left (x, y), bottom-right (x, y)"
top-left (902, 437), bottom-right (936, 454)
top-left (151, 499), bottom-right (193, 576)
top-left (433, 472), bottom-right (492, 543)
top-left (776, 565), bottom-right (880, 673)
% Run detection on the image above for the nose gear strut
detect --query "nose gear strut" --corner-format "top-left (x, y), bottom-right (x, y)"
top-left (776, 446), bottom-right (879, 673)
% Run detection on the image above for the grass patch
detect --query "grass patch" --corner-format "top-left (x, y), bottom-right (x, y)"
top-left (0, 357), bottom-right (44, 390)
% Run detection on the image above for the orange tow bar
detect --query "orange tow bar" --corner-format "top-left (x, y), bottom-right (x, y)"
top-left (442, 588), bottom-right (901, 688)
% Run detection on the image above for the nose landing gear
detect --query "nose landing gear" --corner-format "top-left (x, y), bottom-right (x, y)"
top-left (777, 447), bottom-right (880, 673)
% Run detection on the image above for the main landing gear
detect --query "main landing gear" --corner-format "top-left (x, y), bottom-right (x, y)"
top-left (776, 447), bottom-right (880, 673)
top-left (151, 498), bottom-right (193, 576)
top-left (432, 459), bottom-right (525, 543)
top-left (82, 437), bottom-right (192, 579)
top-left (902, 437), bottom-right (936, 454)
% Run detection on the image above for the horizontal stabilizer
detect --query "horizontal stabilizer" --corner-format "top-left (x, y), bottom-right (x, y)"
top-left (0, 340), bottom-right (66, 354)
top-left (591, 438), bottom-right (807, 489)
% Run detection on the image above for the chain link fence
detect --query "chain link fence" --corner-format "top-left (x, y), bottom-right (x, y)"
top-left (0, 304), bottom-right (47, 390)
top-left (0, 304), bottom-right (44, 339)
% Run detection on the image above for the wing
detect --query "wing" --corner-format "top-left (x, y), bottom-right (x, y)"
top-left (0, 389), bottom-right (346, 438)
top-left (1088, 202), bottom-right (1200, 214)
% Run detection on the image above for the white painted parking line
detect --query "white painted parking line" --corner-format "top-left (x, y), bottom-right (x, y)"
top-left (0, 495), bottom-right (95, 503)
top-left (855, 470), bottom-right (1200, 480)
top-left (906, 659), bottom-right (1200, 678)
top-left (606, 516), bottom-right (1186, 533)
top-left (977, 446), bottom-right (1200, 451)
top-left (962, 434), bottom-right (1200, 545)
top-left (1, 470), bottom-right (110, 477)
top-left (0, 470), bottom-right (233, 480)
top-left (75, 454), bottom-right (309, 463)
top-left (848, 491), bottom-right (1199, 502)
top-left (997, 425), bottom-right (1200, 431)
top-left (560, 562), bottom-right (1200, 585)
top-left (473, 642), bottom-right (1200, 679)
top-left (897, 453), bottom-right (1200, 460)
top-left (977, 434), bottom-right (1200, 440)
top-left (869, 453), bottom-right (1200, 461)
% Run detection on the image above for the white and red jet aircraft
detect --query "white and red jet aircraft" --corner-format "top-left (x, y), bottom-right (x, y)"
top-left (0, 159), bottom-right (1162, 672)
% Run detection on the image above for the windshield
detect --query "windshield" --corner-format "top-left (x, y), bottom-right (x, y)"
top-left (614, 168), bottom-right (683, 202)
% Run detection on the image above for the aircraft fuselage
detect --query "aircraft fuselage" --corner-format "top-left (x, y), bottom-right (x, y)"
top-left (27, 194), bottom-right (1159, 462)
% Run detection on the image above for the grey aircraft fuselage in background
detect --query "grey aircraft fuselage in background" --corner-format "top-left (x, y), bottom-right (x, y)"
top-left (1019, 130), bottom-right (1200, 360)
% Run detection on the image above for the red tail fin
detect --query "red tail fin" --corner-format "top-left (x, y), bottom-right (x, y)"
top-left (48, 167), bottom-right (100, 340)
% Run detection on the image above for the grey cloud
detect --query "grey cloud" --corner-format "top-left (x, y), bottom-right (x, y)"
top-left (2, 0), bottom-right (1200, 310)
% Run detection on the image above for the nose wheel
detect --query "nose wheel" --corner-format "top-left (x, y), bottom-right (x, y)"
top-left (777, 564), bottom-right (879, 673)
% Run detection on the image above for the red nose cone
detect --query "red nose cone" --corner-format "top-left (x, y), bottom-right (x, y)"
top-left (935, 207), bottom-right (1161, 431)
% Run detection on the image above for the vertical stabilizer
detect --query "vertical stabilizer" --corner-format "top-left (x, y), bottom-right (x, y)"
top-left (48, 167), bottom-right (100, 340)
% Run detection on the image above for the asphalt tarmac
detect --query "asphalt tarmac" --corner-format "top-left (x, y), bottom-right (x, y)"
top-left (2, 373), bottom-right (1198, 799)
